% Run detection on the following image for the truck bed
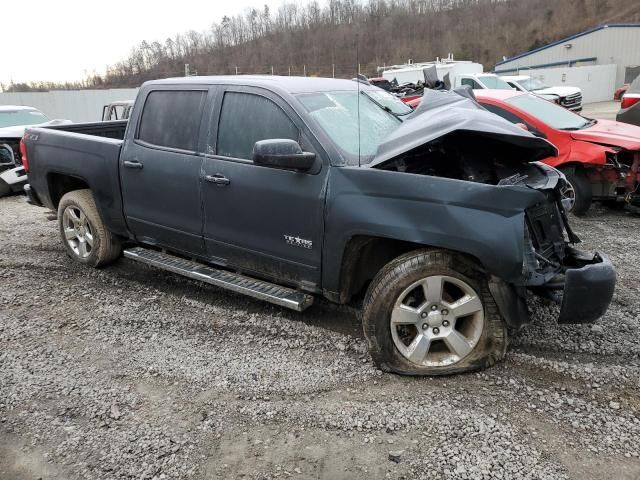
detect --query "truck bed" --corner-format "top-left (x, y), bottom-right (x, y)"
top-left (25, 120), bottom-right (128, 236)
top-left (44, 120), bottom-right (128, 140)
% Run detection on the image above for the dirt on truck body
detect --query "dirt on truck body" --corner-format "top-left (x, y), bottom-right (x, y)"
top-left (21, 76), bottom-right (615, 376)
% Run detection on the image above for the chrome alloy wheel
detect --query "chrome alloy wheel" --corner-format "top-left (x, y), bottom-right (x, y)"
top-left (559, 179), bottom-right (576, 211)
top-left (62, 206), bottom-right (94, 259)
top-left (390, 275), bottom-right (484, 367)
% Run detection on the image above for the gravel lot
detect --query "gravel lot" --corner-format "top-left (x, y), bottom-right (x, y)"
top-left (1, 194), bottom-right (639, 480)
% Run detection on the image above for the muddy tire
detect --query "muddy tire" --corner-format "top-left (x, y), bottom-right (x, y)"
top-left (362, 249), bottom-right (507, 376)
top-left (57, 189), bottom-right (121, 267)
top-left (560, 167), bottom-right (592, 216)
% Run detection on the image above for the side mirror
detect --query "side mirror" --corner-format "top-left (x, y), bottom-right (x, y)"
top-left (253, 139), bottom-right (315, 171)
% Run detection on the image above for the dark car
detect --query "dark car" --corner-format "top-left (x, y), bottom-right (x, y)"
top-left (21, 77), bottom-right (616, 376)
top-left (617, 75), bottom-right (640, 126)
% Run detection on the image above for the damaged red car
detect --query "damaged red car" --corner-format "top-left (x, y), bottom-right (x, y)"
top-left (473, 90), bottom-right (640, 215)
top-left (408, 90), bottom-right (640, 215)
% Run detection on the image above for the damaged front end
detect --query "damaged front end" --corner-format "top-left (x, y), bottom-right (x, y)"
top-left (367, 90), bottom-right (616, 327)
top-left (518, 166), bottom-right (615, 324)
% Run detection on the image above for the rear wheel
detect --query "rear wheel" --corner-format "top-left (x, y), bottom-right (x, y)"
top-left (57, 189), bottom-right (121, 267)
top-left (362, 250), bottom-right (507, 376)
top-left (559, 167), bottom-right (592, 216)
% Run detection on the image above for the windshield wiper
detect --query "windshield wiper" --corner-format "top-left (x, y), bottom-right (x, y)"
top-left (561, 119), bottom-right (596, 131)
top-left (361, 91), bottom-right (412, 120)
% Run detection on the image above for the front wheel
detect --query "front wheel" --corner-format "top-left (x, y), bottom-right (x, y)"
top-left (362, 250), bottom-right (507, 376)
top-left (559, 167), bottom-right (592, 216)
top-left (57, 189), bottom-right (122, 267)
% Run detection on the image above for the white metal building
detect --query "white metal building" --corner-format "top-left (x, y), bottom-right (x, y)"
top-left (495, 24), bottom-right (640, 89)
top-left (0, 88), bottom-right (139, 122)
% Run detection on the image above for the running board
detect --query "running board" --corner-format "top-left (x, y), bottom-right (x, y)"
top-left (123, 247), bottom-right (314, 312)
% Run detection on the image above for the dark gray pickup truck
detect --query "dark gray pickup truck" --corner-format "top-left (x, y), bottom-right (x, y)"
top-left (22, 76), bottom-right (615, 375)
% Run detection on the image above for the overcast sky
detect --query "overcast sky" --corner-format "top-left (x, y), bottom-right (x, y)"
top-left (2, 0), bottom-right (286, 86)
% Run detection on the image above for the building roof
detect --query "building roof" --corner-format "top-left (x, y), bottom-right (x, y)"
top-left (496, 24), bottom-right (640, 67)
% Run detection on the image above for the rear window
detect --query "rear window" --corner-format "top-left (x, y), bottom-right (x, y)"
top-left (0, 110), bottom-right (49, 128)
top-left (137, 90), bottom-right (206, 151)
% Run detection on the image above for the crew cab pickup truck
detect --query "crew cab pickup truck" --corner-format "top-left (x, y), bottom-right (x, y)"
top-left (21, 77), bottom-right (616, 376)
top-left (501, 75), bottom-right (583, 112)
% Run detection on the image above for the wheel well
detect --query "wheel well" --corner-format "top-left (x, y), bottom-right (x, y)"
top-left (558, 162), bottom-right (590, 174)
top-left (337, 236), bottom-right (483, 304)
top-left (47, 173), bottom-right (89, 208)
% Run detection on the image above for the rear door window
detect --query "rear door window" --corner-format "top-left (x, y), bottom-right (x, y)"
top-left (461, 78), bottom-right (481, 89)
top-left (216, 92), bottom-right (299, 160)
top-left (137, 90), bottom-right (206, 151)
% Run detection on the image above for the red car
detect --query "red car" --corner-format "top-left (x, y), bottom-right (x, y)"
top-left (408, 91), bottom-right (640, 215)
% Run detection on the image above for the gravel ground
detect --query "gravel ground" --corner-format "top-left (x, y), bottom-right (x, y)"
top-left (1, 195), bottom-right (639, 480)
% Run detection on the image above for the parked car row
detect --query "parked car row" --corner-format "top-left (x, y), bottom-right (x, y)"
top-left (377, 59), bottom-right (586, 112)
top-left (17, 76), bottom-right (617, 377)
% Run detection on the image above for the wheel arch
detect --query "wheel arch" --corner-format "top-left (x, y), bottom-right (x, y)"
top-left (47, 172), bottom-right (91, 209)
top-left (46, 172), bottom-right (129, 237)
top-left (332, 235), bottom-right (486, 304)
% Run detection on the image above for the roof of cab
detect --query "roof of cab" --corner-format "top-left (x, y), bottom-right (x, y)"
top-left (500, 75), bottom-right (531, 81)
top-left (0, 105), bottom-right (38, 112)
top-left (474, 89), bottom-right (526, 101)
top-left (144, 75), bottom-right (366, 94)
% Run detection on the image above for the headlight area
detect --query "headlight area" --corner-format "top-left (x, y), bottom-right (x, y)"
top-left (521, 199), bottom-right (616, 324)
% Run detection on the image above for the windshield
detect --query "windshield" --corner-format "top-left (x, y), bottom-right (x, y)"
top-left (478, 76), bottom-right (513, 90)
top-left (519, 78), bottom-right (550, 91)
top-left (0, 109), bottom-right (49, 128)
top-left (363, 89), bottom-right (413, 116)
top-left (508, 94), bottom-right (591, 130)
top-left (297, 90), bottom-right (402, 164)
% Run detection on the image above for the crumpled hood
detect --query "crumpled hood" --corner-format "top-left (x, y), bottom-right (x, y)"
top-left (0, 119), bottom-right (72, 139)
top-left (368, 89), bottom-right (557, 167)
top-left (570, 119), bottom-right (640, 150)
top-left (534, 86), bottom-right (580, 97)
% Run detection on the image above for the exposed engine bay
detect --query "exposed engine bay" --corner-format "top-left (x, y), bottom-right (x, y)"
top-left (375, 130), bottom-right (553, 188)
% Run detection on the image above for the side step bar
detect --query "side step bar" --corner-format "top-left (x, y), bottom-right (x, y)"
top-left (123, 247), bottom-right (314, 312)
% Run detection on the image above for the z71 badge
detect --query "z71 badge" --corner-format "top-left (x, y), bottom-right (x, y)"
top-left (284, 234), bottom-right (313, 249)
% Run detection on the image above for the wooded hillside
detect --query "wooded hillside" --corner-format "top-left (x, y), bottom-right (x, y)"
top-left (5, 0), bottom-right (640, 91)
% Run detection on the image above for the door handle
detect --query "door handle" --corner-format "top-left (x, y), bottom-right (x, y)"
top-left (123, 160), bottom-right (143, 169)
top-left (205, 174), bottom-right (230, 186)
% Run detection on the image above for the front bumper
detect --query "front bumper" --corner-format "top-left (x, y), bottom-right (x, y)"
top-left (557, 249), bottom-right (616, 324)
